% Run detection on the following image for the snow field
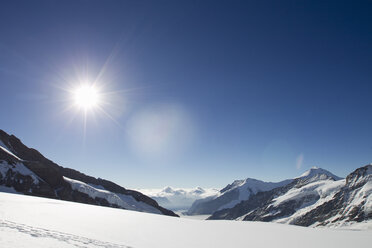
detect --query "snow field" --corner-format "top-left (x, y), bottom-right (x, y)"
top-left (0, 192), bottom-right (371, 248)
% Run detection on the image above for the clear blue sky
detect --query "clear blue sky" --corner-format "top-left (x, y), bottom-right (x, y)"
top-left (1, 0), bottom-right (371, 188)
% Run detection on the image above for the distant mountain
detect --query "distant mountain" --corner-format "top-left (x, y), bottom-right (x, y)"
top-left (187, 177), bottom-right (292, 215)
top-left (208, 165), bottom-right (372, 227)
top-left (295, 166), bottom-right (342, 181)
top-left (0, 129), bottom-right (178, 217)
top-left (208, 167), bottom-right (342, 220)
top-left (139, 186), bottom-right (219, 211)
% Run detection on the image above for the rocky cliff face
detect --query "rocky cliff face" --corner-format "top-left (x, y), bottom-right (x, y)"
top-left (0, 129), bottom-right (178, 217)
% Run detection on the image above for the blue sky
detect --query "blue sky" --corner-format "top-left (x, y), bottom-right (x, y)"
top-left (0, 0), bottom-right (371, 188)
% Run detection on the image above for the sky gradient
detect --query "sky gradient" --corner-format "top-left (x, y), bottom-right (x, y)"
top-left (0, 0), bottom-right (371, 188)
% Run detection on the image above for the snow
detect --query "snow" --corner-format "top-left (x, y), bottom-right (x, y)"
top-left (64, 177), bottom-right (162, 214)
top-left (0, 161), bottom-right (40, 184)
top-left (298, 167), bottom-right (342, 180)
top-left (175, 211), bottom-right (211, 220)
top-left (217, 178), bottom-right (292, 210)
top-left (272, 179), bottom-right (345, 224)
top-left (272, 179), bottom-right (344, 208)
top-left (192, 168), bottom-right (341, 215)
top-left (342, 179), bottom-right (372, 217)
top-left (362, 181), bottom-right (372, 214)
top-left (367, 165), bottom-right (372, 175)
top-left (0, 192), bottom-right (371, 248)
top-left (138, 186), bottom-right (219, 211)
top-left (0, 140), bottom-right (22, 161)
top-left (322, 220), bottom-right (372, 230)
top-left (269, 171), bottom-right (372, 227)
top-left (88, 183), bottom-right (106, 190)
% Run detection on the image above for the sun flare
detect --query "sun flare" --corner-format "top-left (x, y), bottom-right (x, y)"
top-left (73, 85), bottom-right (100, 110)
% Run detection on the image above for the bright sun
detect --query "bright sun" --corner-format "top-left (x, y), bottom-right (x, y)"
top-left (73, 85), bottom-right (100, 110)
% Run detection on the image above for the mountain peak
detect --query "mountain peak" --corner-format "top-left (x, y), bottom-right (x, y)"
top-left (346, 164), bottom-right (372, 185)
top-left (298, 167), bottom-right (342, 181)
top-left (162, 186), bottom-right (174, 193)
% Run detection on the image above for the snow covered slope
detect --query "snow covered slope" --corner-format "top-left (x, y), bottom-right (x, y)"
top-left (297, 166), bottom-right (342, 180)
top-left (271, 179), bottom-right (345, 224)
top-left (65, 177), bottom-right (162, 214)
top-left (209, 165), bottom-right (372, 228)
top-left (208, 167), bottom-right (343, 221)
top-left (189, 166), bottom-right (342, 217)
top-left (188, 177), bottom-right (292, 215)
top-left (0, 139), bottom-right (55, 198)
top-left (0, 129), bottom-right (177, 217)
top-left (0, 192), bottom-right (371, 248)
top-left (139, 186), bottom-right (219, 211)
top-left (293, 164), bottom-right (372, 227)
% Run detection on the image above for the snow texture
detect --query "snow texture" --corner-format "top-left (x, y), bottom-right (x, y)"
top-left (64, 177), bottom-right (162, 214)
top-left (297, 166), bottom-right (342, 181)
top-left (218, 178), bottom-right (292, 210)
top-left (272, 179), bottom-right (346, 224)
top-left (0, 192), bottom-right (371, 248)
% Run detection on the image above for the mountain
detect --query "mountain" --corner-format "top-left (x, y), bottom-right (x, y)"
top-left (208, 167), bottom-right (342, 220)
top-left (187, 177), bottom-right (293, 215)
top-left (296, 166), bottom-right (342, 181)
top-left (290, 164), bottom-right (372, 227)
top-left (139, 186), bottom-right (219, 211)
top-left (209, 165), bottom-right (372, 227)
top-left (0, 129), bottom-right (177, 217)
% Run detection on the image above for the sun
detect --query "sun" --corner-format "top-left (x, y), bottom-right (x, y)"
top-left (73, 85), bottom-right (100, 110)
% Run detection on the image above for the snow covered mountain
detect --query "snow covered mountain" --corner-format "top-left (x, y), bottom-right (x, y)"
top-left (0, 129), bottom-right (177, 217)
top-left (208, 167), bottom-right (343, 220)
top-left (209, 165), bottom-right (372, 227)
top-left (296, 166), bottom-right (342, 182)
top-left (139, 186), bottom-right (219, 211)
top-left (187, 177), bottom-right (292, 215)
top-left (1, 192), bottom-right (371, 248)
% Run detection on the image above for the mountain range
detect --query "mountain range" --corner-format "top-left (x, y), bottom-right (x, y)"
top-left (0, 129), bottom-right (177, 217)
top-left (138, 186), bottom-right (219, 211)
top-left (1, 129), bottom-right (371, 228)
top-left (198, 165), bottom-right (371, 227)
